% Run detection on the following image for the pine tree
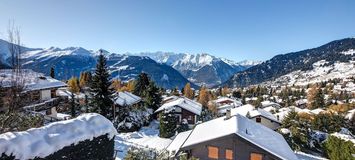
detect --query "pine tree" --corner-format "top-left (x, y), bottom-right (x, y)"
top-left (89, 54), bottom-right (114, 119)
top-left (310, 88), bottom-right (325, 109)
top-left (183, 83), bottom-right (194, 99)
top-left (133, 72), bottom-right (150, 97)
top-left (67, 77), bottom-right (80, 93)
top-left (145, 81), bottom-right (162, 111)
top-left (159, 111), bottom-right (177, 138)
top-left (232, 90), bottom-right (242, 98)
top-left (50, 67), bottom-right (55, 78)
top-left (171, 87), bottom-right (180, 96)
top-left (70, 92), bottom-right (76, 117)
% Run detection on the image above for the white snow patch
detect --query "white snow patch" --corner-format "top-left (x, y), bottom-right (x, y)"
top-left (114, 121), bottom-right (172, 160)
top-left (0, 113), bottom-right (117, 160)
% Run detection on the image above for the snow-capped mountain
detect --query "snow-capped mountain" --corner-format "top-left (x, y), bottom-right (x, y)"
top-left (0, 40), bottom-right (196, 89)
top-left (139, 52), bottom-right (256, 87)
top-left (223, 38), bottom-right (355, 87)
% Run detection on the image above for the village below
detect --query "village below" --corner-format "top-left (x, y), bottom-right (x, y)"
top-left (0, 37), bottom-right (354, 160)
top-left (0, 1), bottom-right (355, 159)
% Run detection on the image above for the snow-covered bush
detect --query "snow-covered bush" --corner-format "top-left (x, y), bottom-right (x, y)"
top-left (0, 113), bottom-right (117, 160)
top-left (116, 107), bottom-right (152, 132)
top-left (124, 146), bottom-right (158, 160)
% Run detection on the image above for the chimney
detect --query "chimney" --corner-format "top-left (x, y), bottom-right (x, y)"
top-left (225, 109), bottom-right (231, 120)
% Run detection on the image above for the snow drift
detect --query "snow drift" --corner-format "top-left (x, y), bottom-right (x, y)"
top-left (0, 113), bottom-right (117, 160)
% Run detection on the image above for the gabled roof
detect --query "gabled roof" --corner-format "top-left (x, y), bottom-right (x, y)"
top-left (166, 130), bottom-right (192, 156)
top-left (261, 100), bottom-right (281, 109)
top-left (155, 97), bottom-right (202, 115)
top-left (113, 91), bottom-right (141, 106)
top-left (180, 115), bottom-right (298, 160)
top-left (231, 104), bottom-right (280, 123)
top-left (213, 97), bottom-right (241, 104)
top-left (0, 69), bottom-right (66, 91)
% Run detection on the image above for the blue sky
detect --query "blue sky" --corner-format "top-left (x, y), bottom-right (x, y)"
top-left (0, 0), bottom-right (354, 61)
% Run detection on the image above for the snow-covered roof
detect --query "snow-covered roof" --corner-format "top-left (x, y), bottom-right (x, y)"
top-left (181, 115), bottom-right (298, 160)
top-left (163, 95), bottom-right (179, 102)
top-left (0, 69), bottom-right (66, 91)
top-left (261, 100), bottom-right (281, 108)
top-left (231, 104), bottom-right (280, 123)
top-left (155, 97), bottom-right (202, 115)
top-left (113, 91), bottom-right (141, 106)
top-left (0, 113), bottom-right (117, 160)
top-left (213, 97), bottom-right (241, 105)
top-left (345, 109), bottom-right (355, 120)
top-left (166, 130), bottom-right (192, 156)
top-left (295, 99), bottom-right (308, 105)
top-left (310, 108), bottom-right (326, 115)
top-left (263, 106), bottom-right (277, 112)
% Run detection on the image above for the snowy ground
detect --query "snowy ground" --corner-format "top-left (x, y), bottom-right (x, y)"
top-left (295, 152), bottom-right (328, 160)
top-left (114, 120), bottom-right (172, 160)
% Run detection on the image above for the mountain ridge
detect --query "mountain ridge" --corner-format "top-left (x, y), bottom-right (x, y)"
top-left (222, 37), bottom-right (355, 87)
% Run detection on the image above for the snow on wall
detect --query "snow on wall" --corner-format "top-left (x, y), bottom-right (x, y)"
top-left (0, 113), bottom-right (117, 160)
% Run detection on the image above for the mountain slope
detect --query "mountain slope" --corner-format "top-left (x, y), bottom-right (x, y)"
top-left (223, 38), bottom-right (355, 87)
top-left (0, 40), bottom-right (197, 89)
top-left (140, 52), bottom-right (255, 87)
top-left (107, 55), bottom-right (195, 89)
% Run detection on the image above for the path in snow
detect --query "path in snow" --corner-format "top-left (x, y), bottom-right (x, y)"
top-left (114, 120), bottom-right (172, 160)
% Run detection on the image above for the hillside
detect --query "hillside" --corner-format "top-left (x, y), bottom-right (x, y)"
top-left (223, 38), bottom-right (355, 87)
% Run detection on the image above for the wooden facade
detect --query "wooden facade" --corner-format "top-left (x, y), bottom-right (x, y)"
top-left (182, 134), bottom-right (280, 160)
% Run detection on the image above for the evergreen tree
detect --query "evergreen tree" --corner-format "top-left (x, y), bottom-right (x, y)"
top-left (89, 54), bottom-right (114, 119)
top-left (310, 88), bottom-right (325, 109)
top-left (50, 67), bottom-right (55, 78)
top-left (70, 92), bottom-right (76, 117)
top-left (171, 87), bottom-right (180, 96)
top-left (133, 72), bottom-right (150, 97)
top-left (232, 90), bottom-right (242, 98)
top-left (144, 81), bottom-right (162, 111)
top-left (159, 111), bottom-right (177, 138)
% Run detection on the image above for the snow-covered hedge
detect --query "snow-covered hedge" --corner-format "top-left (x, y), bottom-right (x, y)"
top-left (0, 113), bottom-right (117, 160)
top-left (117, 108), bottom-right (152, 132)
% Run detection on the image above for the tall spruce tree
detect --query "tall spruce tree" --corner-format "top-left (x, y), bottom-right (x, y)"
top-left (311, 88), bottom-right (325, 109)
top-left (90, 54), bottom-right (114, 119)
top-left (133, 72), bottom-right (150, 97)
top-left (159, 111), bottom-right (177, 138)
top-left (50, 67), bottom-right (55, 78)
top-left (145, 81), bottom-right (162, 111)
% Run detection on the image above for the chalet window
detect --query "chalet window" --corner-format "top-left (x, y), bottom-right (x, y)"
top-left (256, 117), bottom-right (261, 123)
top-left (207, 146), bottom-right (219, 159)
top-left (188, 115), bottom-right (192, 120)
top-left (51, 89), bottom-right (56, 98)
top-left (225, 149), bottom-right (233, 160)
top-left (250, 153), bottom-right (263, 160)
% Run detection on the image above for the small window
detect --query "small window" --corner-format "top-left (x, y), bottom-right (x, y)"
top-left (188, 115), bottom-right (192, 120)
top-left (208, 146), bottom-right (219, 159)
top-left (250, 153), bottom-right (263, 160)
top-left (256, 117), bottom-right (261, 123)
top-left (225, 149), bottom-right (233, 160)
